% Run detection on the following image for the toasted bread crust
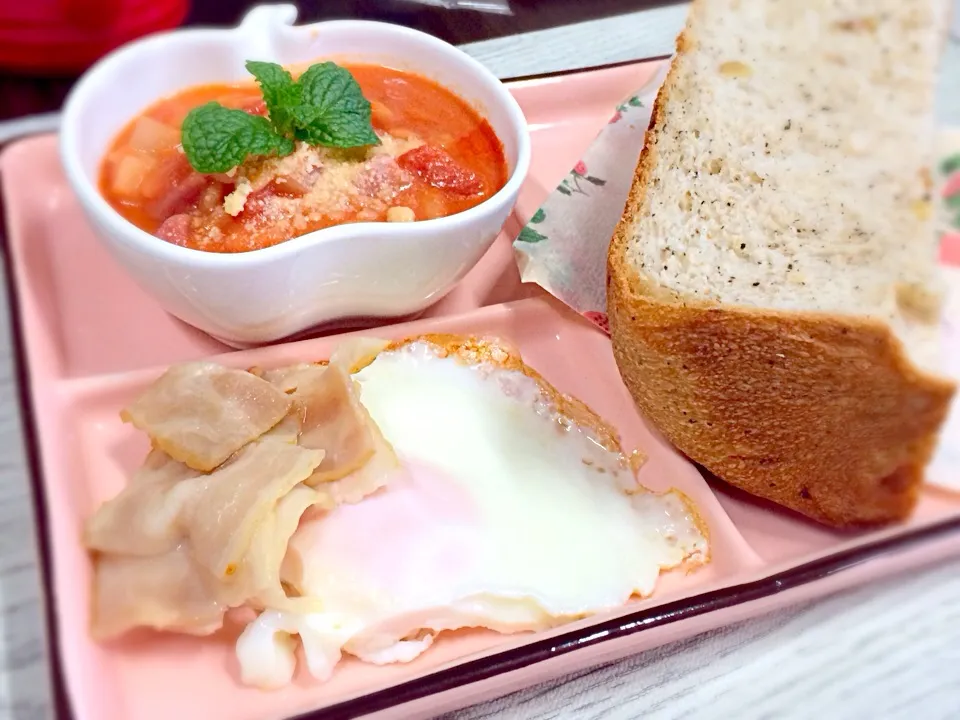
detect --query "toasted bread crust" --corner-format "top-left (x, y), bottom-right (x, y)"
top-left (606, 24), bottom-right (956, 527)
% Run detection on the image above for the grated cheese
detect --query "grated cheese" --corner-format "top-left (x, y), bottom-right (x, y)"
top-left (222, 131), bottom-right (422, 222)
top-left (224, 180), bottom-right (253, 216)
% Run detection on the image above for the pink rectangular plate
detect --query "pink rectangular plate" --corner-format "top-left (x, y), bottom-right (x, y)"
top-left (2, 59), bottom-right (960, 720)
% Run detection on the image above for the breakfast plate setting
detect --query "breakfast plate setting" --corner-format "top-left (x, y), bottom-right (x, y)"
top-left (1, 3), bottom-right (959, 720)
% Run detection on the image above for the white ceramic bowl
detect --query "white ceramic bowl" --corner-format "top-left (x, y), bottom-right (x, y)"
top-left (60, 4), bottom-right (531, 346)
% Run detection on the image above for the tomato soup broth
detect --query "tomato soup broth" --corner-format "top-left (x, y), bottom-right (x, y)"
top-left (99, 64), bottom-right (508, 253)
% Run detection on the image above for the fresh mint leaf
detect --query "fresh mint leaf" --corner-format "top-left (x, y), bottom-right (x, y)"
top-left (181, 102), bottom-right (294, 174)
top-left (296, 112), bottom-right (381, 148)
top-left (179, 60), bottom-right (379, 173)
top-left (245, 60), bottom-right (301, 135)
top-left (295, 62), bottom-right (380, 148)
top-left (288, 104), bottom-right (321, 131)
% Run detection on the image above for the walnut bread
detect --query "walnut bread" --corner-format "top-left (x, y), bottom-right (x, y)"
top-left (606, 0), bottom-right (956, 526)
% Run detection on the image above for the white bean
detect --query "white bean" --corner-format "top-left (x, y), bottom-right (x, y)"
top-left (386, 206), bottom-right (416, 223)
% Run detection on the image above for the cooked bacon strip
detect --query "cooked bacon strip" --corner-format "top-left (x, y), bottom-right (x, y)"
top-left (87, 340), bottom-right (402, 641)
top-left (297, 364), bottom-right (376, 483)
top-left (329, 337), bottom-right (390, 374)
top-left (143, 154), bottom-right (213, 221)
top-left (91, 547), bottom-right (226, 640)
top-left (84, 449), bottom-right (199, 557)
top-left (290, 362), bottom-right (400, 500)
top-left (182, 439), bottom-right (324, 580)
top-left (319, 418), bottom-right (399, 506)
top-left (263, 405), bottom-right (304, 444)
top-left (121, 362), bottom-right (292, 472)
top-left (260, 338), bottom-right (388, 394)
top-left (260, 341), bottom-right (398, 500)
top-left (88, 439), bottom-right (324, 639)
top-left (262, 363), bottom-right (325, 394)
top-left (244, 485), bottom-right (328, 612)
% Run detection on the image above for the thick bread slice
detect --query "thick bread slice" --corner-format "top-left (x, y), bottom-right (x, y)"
top-left (607, 0), bottom-right (956, 526)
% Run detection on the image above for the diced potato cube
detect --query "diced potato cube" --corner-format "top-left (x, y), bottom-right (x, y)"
top-left (128, 116), bottom-right (180, 152)
top-left (419, 192), bottom-right (447, 220)
top-left (111, 154), bottom-right (157, 197)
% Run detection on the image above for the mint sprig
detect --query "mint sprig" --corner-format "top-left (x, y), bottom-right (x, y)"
top-left (295, 62), bottom-right (380, 148)
top-left (181, 60), bottom-right (380, 174)
top-left (181, 103), bottom-right (295, 174)
top-left (245, 61), bottom-right (301, 136)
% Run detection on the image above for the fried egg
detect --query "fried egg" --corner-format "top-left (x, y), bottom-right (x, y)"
top-left (236, 340), bottom-right (707, 688)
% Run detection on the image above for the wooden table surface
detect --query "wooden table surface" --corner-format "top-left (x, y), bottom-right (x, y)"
top-left (1, 4), bottom-right (959, 719)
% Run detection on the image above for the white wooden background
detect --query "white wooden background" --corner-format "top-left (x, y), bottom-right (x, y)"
top-left (1, 4), bottom-right (959, 718)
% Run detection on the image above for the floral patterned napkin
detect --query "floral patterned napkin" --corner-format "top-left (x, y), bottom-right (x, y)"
top-left (926, 129), bottom-right (960, 493)
top-left (940, 128), bottom-right (960, 259)
top-left (513, 79), bottom-right (960, 338)
top-left (512, 67), bottom-right (668, 334)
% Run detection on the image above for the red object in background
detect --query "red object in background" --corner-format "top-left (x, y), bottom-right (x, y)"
top-left (0, 0), bottom-right (189, 75)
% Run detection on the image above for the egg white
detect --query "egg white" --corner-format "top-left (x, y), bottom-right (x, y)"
top-left (236, 342), bottom-right (707, 688)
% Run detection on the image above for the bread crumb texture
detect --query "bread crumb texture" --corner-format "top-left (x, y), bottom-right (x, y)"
top-left (608, 0), bottom-right (956, 527)
top-left (625, 0), bottom-right (949, 372)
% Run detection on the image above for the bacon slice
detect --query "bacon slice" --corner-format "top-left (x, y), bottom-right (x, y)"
top-left (260, 338), bottom-right (388, 394)
top-left (182, 439), bottom-right (324, 580)
top-left (297, 364), bottom-right (376, 482)
top-left (121, 363), bottom-right (292, 472)
top-left (87, 440), bottom-right (324, 639)
top-left (289, 362), bottom-right (400, 503)
top-left (263, 406), bottom-right (304, 444)
top-left (329, 337), bottom-right (390, 374)
top-left (91, 547), bottom-right (227, 640)
top-left (244, 484), bottom-right (328, 612)
top-left (320, 421), bottom-right (399, 506)
top-left (84, 449), bottom-right (199, 557)
top-left (87, 342), bottom-right (402, 641)
top-left (143, 153), bottom-right (213, 220)
top-left (258, 341), bottom-right (398, 502)
top-left (262, 363), bottom-right (325, 394)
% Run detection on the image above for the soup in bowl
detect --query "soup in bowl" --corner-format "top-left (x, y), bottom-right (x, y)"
top-left (61, 5), bottom-right (530, 345)
top-left (100, 63), bottom-right (509, 253)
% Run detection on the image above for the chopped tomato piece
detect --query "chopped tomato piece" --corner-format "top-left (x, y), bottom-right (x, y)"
top-left (397, 145), bottom-right (482, 196)
top-left (155, 214), bottom-right (192, 246)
